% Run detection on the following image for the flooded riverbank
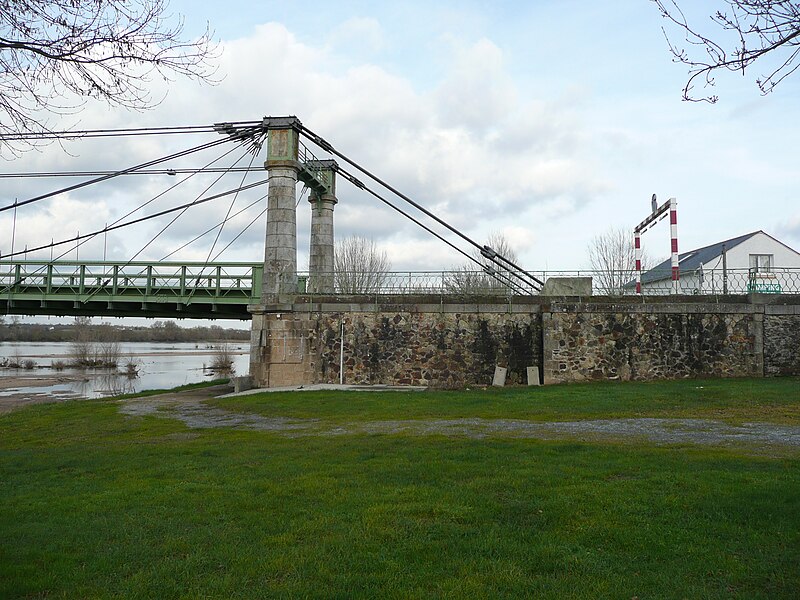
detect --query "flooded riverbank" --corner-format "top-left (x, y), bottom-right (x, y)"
top-left (0, 341), bottom-right (249, 410)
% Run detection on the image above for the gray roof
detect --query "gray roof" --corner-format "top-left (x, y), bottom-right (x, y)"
top-left (635, 230), bottom-right (761, 285)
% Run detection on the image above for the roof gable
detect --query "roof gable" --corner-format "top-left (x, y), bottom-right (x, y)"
top-left (639, 231), bottom-right (761, 284)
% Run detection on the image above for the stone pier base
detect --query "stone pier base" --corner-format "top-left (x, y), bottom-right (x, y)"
top-left (249, 306), bottom-right (316, 388)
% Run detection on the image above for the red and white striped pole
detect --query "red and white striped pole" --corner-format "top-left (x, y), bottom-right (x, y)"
top-left (669, 197), bottom-right (679, 294)
top-left (634, 231), bottom-right (642, 294)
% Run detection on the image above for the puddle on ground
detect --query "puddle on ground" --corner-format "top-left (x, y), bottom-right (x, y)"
top-left (0, 384), bottom-right (82, 400)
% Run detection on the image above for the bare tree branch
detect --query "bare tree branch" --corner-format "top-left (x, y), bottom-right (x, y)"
top-left (444, 232), bottom-right (519, 296)
top-left (587, 226), bottom-right (651, 295)
top-left (0, 0), bottom-right (219, 156)
top-left (334, 235), bottom-right (392, 294)
top-left (653, 0), bottom-right (800, 102)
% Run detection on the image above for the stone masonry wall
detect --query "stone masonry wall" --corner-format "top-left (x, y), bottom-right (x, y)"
top-left (542, 307), bottom-right (762, 383)
top-left (314, 310), bottom-right (541, 387)
top-left (764, 313), bottom-right (800, 376)
top-left (248, 297), bottom-right (800, 388)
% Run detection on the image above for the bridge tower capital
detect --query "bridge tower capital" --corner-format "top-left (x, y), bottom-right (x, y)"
top-left (306, 159), bottom-right (338, 294)
top-left (261, 122), bottom-right (302, 303)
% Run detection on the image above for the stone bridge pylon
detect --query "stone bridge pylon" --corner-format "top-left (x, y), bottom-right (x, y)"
top-left (249, 117), bottom-right (337, 387)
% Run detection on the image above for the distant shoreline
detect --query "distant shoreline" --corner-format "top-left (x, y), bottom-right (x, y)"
top-left (1, 348), bottom-right (248, 360)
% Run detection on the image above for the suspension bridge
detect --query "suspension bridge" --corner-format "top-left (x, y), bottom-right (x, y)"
top-left (0, 116), bottom-right (544, 321)
top-left (3, 116), bottom-right (797, 323)
top-left (4, 116), bottom-right (799, 389)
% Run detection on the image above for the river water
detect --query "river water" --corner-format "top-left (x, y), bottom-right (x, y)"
top-left (0, 341), bottom-right (249, 402)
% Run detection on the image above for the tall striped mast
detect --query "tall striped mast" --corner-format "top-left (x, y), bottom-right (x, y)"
top-left (634, 195), bottom-right (679, 294)
top-left (634, 230), bottom-right (642, 294)
top-left (669, 198), bottom-right (679, 294)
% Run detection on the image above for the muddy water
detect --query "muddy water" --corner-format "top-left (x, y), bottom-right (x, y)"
top-left (0, 341), bottom-right (249, 403)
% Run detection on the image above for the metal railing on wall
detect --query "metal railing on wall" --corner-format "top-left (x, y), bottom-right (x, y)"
top-left (2, 261), bottom-right (799, 302)
top-left (304, 268), bottom-right (800, 297)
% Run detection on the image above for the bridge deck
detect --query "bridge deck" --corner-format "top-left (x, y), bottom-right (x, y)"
top-left (1, 260), bottom-right (263, 320)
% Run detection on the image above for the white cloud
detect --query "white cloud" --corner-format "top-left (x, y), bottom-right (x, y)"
top-left (2, 20), bottom-right (605, 271)
top-left (434, 37), bottom-right (517, 131)
top-left (326, 17), bottom-right (386, 54)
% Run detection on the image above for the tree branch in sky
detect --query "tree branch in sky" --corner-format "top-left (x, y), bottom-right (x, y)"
top-left (0, 0), bottom-right (218, 155)
top-left (654, 0), bottom-right (800, 102)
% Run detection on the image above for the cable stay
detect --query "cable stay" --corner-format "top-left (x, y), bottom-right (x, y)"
top-left (181, 148), bottom-right (260, 303)
top-left (210, 203), bottom-right (267, 263)
top-left (1, 140), bottom-right (255, 294)
top-left (300, 124), bottom-right (542, 294)
top-left (0, 179), bottom-right (268, 260)
top-left (76, 149), bottom-right (263, 305)
top-left (0, 124), bottom-right (266, 214)
top-left (160, 197), bottom-right (264, 261)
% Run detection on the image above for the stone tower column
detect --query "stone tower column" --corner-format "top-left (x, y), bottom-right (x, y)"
top-left (262, 121), bottom-right (301, 303)
top-left (307, 161), bottom-right (338, 294)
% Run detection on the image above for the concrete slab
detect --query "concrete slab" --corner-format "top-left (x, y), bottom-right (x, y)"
top-left (217, 383), bottom-right (428, 398)
top-left (541, 277), bottom-right (592, 296)
top-left (492, 366), bottom-right (507, 387)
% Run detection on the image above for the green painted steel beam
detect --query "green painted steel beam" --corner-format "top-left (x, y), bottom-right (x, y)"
top-left (1, 259), bottom-right (263, 320)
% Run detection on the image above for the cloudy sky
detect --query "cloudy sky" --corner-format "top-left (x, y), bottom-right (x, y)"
top-left (2, 0), bottom-right (799, 276)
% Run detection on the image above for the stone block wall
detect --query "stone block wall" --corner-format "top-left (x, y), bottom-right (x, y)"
top-left (248, 296), bottom-right (800, 388)
top-left (542, 305), bottom-right (762, 383)
top-left (249, 309), bottom-right (316, 388)
top-left (764, 312), bottom-right (800, 376)
top-left (313, 309), bottom-right (541, 387)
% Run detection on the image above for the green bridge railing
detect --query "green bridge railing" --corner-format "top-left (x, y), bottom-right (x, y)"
top-left (0, 260), bottom-right (263, 319)
top-left (3, 260), bottom-right (799, 320)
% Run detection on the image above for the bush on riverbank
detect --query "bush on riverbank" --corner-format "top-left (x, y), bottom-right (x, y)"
top-left (208, 344), bottom-right (235, 374)
top-left (70, 319), bottom-right (121, 369)
top-left (0, 356), bottom-right (36, 369)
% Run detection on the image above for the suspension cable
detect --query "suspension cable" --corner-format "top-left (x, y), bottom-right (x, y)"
top-left (0, 126), bottom-right (263, 214)
top-left (336, 166), bottom-right (527, 294)
top-left (0, 167), bottom-right (263, 178)
top-left (299, 124), bottom-right (542, 290)
top-left (335, 166), bottom-right (474, 265)
top-left (160, 197), bottom-right (264, 261)
top-left (0, 121), bottom-right (263, 142)
top-left (0, 180), bottom-right (269, 259)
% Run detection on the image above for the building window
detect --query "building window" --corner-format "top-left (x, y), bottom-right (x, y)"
top-left (749, 254), bottom-right (773, 273)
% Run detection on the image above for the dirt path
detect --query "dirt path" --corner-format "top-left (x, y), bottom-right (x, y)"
top-left (115, 385), bottom-right (800, 450)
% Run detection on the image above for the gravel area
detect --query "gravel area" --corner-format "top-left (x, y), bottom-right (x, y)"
top-left (115, 386), bottom-right (800, 450)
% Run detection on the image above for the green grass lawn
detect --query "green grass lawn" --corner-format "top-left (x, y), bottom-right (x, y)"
top-left (213, 376), bottom-right (800, 425)
top-left (1, 378), bottom-right (799, 599)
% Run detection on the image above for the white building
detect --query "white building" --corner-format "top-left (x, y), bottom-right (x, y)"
top-left (635, 231), bottom-right (800, 295)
